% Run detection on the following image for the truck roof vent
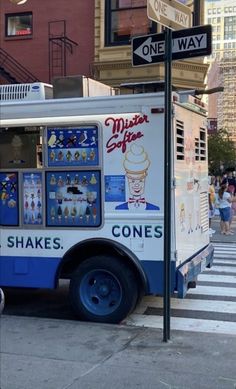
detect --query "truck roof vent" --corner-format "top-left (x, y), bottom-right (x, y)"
top-left (0, 82), bottom-right (53, 101)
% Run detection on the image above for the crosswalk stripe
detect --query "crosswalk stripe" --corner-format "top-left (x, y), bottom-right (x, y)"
top-left (187, 285), bottom-right (236, 297)
top-left (126, 241), bottom-right (236, 335)
top-left (212, 260), bottom-right (236, 265)
top-left (125, 314), bottom-right (236, 335)
top-left (204, 265), bottom-right (236, 272)
top-left (214, 255), bottom-right (236, 259)
top-left (197, 274), bottom-right (236, 283)
top-left (134, 296), bottom-right (236, 314)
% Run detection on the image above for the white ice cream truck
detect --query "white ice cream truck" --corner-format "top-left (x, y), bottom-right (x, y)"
top-left (0, 83), bottom-right (213, 323)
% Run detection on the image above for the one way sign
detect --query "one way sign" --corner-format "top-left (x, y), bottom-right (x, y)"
top-left (132, 25), bottom-right (212, 66)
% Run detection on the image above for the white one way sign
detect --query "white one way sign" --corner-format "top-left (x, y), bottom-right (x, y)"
top-left (132, 25), bottom-right (212, 66)
top-left (147, 0), bottom-right (191, 30)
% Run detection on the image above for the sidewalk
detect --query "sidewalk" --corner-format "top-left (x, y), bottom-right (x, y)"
top-left (1, 315), bottom-right (236, 389)
top-left (210, 215), bottom-right (236, 244)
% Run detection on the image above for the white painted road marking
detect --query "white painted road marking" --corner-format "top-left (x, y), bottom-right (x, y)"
top-left (126, 314), bottom-right (236, 335)
top-left (126, 242), bottom-right (236, 335)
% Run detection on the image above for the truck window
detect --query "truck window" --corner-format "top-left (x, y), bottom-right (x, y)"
top-left (0, 127), bottom-right (42, 169)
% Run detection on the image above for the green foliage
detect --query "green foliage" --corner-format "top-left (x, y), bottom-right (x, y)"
top-left (208, 128), bottom-right (236, 175)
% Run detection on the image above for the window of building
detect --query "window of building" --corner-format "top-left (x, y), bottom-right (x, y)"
top-left (224, 16), bottom-right (236, 40)
top-left (5, 12), bottom-right (32, 37)
top-left (105, 0), bottom-right (155, 45)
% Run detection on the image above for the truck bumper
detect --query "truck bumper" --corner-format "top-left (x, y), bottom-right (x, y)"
top-left (176, 243), bottom-right (214, 298)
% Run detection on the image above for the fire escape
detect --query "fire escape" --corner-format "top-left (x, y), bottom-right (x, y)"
top-left (0, 47), bottom-right (39, 84)
top-left (48, 20), bottom-right (78, 83)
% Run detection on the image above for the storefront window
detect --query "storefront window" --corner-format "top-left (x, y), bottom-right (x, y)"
top-left (5, 12), bottom-right (32, 37)
top-left (105, 0), bottom-right (155, 45)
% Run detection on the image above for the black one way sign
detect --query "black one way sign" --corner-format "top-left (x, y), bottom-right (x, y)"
top-left (132, 25), bottom-right (212, 66)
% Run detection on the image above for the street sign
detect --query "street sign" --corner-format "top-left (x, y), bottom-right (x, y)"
top-left (132, 25), bottom-right (212, 67)
top-left (147, 0), bottom-right (192, 30)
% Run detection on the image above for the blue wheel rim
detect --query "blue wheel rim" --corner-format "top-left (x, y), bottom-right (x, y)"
top-left (80, 269), bottom-right (122, 316)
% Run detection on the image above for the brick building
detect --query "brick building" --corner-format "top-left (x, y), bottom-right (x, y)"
top-left (0, 0), bottom-right (94, 84)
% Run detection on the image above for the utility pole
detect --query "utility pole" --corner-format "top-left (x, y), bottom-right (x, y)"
top-left (193, 0), bottom-right (201, 26)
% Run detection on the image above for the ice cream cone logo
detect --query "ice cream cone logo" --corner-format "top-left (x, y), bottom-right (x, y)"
top-left (115, 143), bottom-right (160, 211)
top-left (124, 144), bottom-right (150, 200)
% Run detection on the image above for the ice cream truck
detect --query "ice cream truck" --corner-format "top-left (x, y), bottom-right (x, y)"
top-left (0, 83), bottom-right (214, 323)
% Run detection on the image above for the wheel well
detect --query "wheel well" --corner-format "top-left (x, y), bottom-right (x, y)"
top-left (57, 238), bottom-right (147, 299)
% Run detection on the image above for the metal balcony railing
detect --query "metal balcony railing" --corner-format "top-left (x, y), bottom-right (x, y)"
top-left (0, 47), bottom-right (39, 84)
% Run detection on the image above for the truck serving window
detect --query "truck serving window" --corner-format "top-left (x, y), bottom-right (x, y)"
top-left (0, 127), bottom-right (42, 169)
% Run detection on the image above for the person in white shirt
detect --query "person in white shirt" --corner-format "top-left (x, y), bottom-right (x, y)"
top-left (218, 183), bottom-right (236, 235)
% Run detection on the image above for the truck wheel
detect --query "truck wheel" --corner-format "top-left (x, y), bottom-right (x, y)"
top-left (69, 255), bottom-right (138, 324)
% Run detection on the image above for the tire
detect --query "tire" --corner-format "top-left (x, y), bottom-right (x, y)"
top-left (0, 288), bottom-right (5, 315)
top-left (69, 255), bottom-right (138, 324)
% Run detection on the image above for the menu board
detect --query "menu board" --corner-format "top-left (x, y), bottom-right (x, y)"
top-left (46, 171), bottom-right (101, 227)
top-left (0, 172), bottom-right (18, 226)
top-left (23, 172), bottom-right (43, 225)
top-left (47, 126), bottom-right (99, 167)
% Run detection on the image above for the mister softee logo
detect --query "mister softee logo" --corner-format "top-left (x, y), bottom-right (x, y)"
top-left (105, 114), bottom-right (149, 153)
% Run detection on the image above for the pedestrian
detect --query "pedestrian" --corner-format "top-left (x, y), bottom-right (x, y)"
top-left (227, 171), bottom-right (236, 195)
top-left (208, 176), bottom-right (216, 235)
top-left (217, 183), bottom-right (236, 235)
top-left (214, 175), bottom-right (222, 194)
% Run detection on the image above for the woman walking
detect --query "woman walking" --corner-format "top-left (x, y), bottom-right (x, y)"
top-left (218, 183), bottom-right (236, 235)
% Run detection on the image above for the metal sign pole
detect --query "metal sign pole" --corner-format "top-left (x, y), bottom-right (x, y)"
top-left (163, 26), bottom-right (172, 342)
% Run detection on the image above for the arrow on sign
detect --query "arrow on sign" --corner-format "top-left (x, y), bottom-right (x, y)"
top-left (134, 37), bottom-right (165, 63)
top-left (132, 25), bottom-right (212, 66)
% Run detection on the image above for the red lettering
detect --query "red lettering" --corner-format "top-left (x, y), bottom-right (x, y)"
top-left (105, 114), bottom-right (149, 135)
top-left (106, 130), bottom-right (143, 153)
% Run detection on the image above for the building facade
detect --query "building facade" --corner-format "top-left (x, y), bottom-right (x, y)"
top-left (0, 0), bottom-right (208, 93)
top-left (0, 0), bottom-right (94, 84)
top-left (205, 0), bottom-right (236, 142)
top-left (93, 0), bottom-right (208, 92)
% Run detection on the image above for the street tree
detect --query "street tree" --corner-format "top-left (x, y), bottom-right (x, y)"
top-left (208, 128), bottom-right (236, 175)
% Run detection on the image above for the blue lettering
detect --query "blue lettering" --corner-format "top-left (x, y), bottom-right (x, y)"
top-left (154, 225), bottom-right (162, 238)
top-left (133, 225), bottom-right (142, 237)
top-left (35, 237), bottom-right (43, 249)
top-left (53, 238), bottom-right (61, 249)
top-left (122, 226), bottom-right (131, 238)
top-left (45, 238), bottom-right (51, 249)
top-left (25, 237), bottom-right (34, 249)
top-left (145, 226), bottom-right (152, 238)
top-left (7, 236), bottom-right (14, 248)
top-left (112, 225), bottom-right (120, 238)
top-left (16, 236), bottom-right (24, 248)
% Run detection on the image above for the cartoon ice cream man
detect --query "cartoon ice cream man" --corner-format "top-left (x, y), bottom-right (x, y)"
top-left (116, 143), bottom-right (159, 210)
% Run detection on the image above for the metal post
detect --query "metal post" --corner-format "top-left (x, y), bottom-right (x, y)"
top-left (163, 27), bottom-right (172, 342)
top-left (193, 0), bottom-right (201, 26)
